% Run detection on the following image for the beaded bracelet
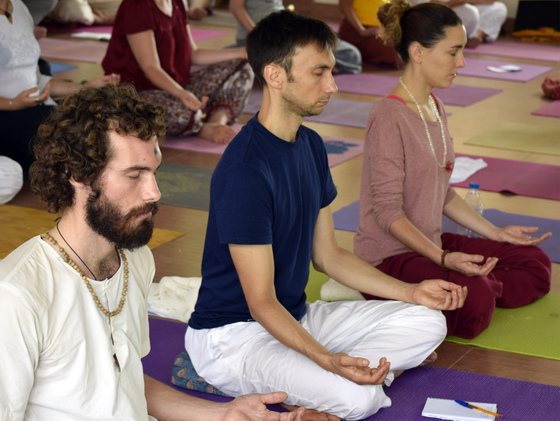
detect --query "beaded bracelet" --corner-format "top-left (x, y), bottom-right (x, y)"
top-left (441, 249), bottom-right (450, 271)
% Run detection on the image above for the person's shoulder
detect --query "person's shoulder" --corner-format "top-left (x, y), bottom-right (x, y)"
top-left (0, 236), bottom-right (51, 304)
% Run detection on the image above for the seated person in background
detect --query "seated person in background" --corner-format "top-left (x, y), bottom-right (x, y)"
top-left (0, 83), bottom-right (304, 421)
top-left (102, 0), bottom-right (254, 144)
top-left (187, 0), bottom-right (213, 20)
top-left (186, 10), bottom-right (467, 421)
top-left (0, 0), bottom-right (119, 174)
top-left (229, 0), bottom-right (362, 74)
top-left (47, 0), bottom-right (122, 26)
top-left (408, 0), bottom-right (507, 48)
top-left (338, 0), bottom-right (401, 68)
top-left (355, 0), bottom-right (551, 339)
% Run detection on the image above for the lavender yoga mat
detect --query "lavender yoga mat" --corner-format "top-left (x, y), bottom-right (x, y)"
top-left (532, 100), bottom-right (560, 118)
top-left (144, 318), bottom-right (559, 421)
top-left (333, 74), bottom-right (502, 106)
top-left (164, 124), bottom-right (363, 167)
top-left (451, 154), bottom-right (560, 201)
top-left (461, 58), bottom-right (553, 82)
top-left (244, 89), bottom-right (371, 128)
top-left (332, 203), bottom-right (560, 263)
top-left (464, 40), bottom-right (560, 62)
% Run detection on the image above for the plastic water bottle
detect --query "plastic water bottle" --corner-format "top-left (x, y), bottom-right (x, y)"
top-left (457, 183), bottom-right (484, 237)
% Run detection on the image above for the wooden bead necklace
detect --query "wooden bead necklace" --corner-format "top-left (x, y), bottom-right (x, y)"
top-left (399, 77), bottom-right (453, 172)
top-left (41, 232), bottom-right (128, 317)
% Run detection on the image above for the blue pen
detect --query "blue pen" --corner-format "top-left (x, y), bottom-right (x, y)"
top-left (455, 400), bottom-right (503, 419)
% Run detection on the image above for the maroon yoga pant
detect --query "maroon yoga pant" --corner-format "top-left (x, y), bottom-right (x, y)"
top-left (364, 233), bottom-right (551, 339)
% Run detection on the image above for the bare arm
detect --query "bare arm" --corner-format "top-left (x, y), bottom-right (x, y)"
top-left (145, 375), bottom-right (305, 421)
top-left (1, 74), bottom-right (120, 110)
top-left (313, 206), bottom-right (467, 309)
top-left (443, 194), bottom-right (551, 246)
top-left (229, 0), bottom-right (255, 33)
top-left (127, 29), bottom-right (206, 111)
top-left (188, 25), bottom-right (247, 65)
top-left (228, 242), bottom-right (391, 387)
top-left (338, 0), bottom-right (377, 37)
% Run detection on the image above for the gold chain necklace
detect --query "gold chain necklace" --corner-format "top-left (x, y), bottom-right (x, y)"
top-left (41, 232), bottom-right (129, 317)
top-left (399, 77), bottom-right (453, 172)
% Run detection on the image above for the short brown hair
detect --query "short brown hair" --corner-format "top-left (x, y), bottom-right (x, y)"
top-left (30, 84), bottom-right (166, 214)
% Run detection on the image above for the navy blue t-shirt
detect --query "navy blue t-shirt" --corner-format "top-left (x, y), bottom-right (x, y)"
top-left (189, 116), bottom-right (337, 329)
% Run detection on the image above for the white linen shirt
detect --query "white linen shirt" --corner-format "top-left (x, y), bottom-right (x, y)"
top-left (0, 235), bottom-right (155, 420)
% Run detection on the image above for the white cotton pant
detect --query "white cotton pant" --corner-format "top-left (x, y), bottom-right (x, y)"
top-left (452, 2), bottom-right (507, 41)
top-left (185, 300), bottom-right (446, 420)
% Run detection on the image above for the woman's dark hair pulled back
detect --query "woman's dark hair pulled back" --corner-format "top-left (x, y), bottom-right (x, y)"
top-left (378, 0), bottom-right (462, 64)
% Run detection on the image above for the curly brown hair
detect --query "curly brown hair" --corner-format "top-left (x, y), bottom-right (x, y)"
top-left (29, 84), bottom-right (166, 214)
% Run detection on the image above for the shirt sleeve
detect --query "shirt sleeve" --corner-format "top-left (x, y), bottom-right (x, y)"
top-left (365, 104), bottom-right (407, 232)
top-left (212, 163), bottom-right (274, 245)
top-left (0, 284), bottom-right (41, 420)
top-left (113, 0), bottom-right (156, 35)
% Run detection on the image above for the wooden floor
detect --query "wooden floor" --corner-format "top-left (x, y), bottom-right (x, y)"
top-left (10, 12), bottom-right (560, 390)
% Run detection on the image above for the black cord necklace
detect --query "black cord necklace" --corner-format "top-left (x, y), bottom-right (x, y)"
top-left (56, 223), bottom-right (97, 280)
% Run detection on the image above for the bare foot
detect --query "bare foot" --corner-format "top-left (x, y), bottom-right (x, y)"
top-left (198, 122), bottom-right (236, 144)
top-left (280, 403), bottom-right (340, 421)
top-left (421, 351), bottom-right (438, 365)
top-left (466, 30), bottom-right (485, 49)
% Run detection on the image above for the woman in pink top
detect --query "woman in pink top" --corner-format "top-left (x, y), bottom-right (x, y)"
top-left (102, 0), bottom-right (254, 144)
top-left (354, 0), bottom-right (551, 339)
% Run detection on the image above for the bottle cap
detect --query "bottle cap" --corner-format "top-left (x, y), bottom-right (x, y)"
top-left (469, 183), bottom-right (480, 189)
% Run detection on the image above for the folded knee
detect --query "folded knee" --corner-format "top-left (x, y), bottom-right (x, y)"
top-left (330, 384), bottom-right (391, 420)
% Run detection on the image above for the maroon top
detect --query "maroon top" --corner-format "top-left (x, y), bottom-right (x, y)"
top-left (102, 0), bottom-right (192, 90)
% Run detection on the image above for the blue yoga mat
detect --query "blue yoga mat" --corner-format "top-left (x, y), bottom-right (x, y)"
top-left (332, 203), bottom-right (560, 263)
top-left (49, 62), bottom-right (78, 74)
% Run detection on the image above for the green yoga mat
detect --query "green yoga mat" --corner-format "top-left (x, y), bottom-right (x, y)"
top-left (305, 263), bottom-right (330, 303)
top-left (464, 122), bottom-right (560, 156)
top-left (445, 293), bottom-right (560, 360)
top-left (155, 162), bottom-right (212, 210)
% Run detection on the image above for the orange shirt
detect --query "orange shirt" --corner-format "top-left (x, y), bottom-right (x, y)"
top-left (352, 0), bottom-right (388, 27)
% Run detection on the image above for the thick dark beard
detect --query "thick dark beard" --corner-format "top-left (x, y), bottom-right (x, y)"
top-left (86, 189), bottom-right (159, 250)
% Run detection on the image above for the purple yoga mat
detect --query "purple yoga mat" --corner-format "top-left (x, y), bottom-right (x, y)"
top-left (464, 40), bottom-right (560, 62)
top-left (372, 366), bottom-right (559, 421)
top-left (144, 317), bottom-right (559, 421)
top-left (333, 74), bottom-right (502, 106)
top-left (452, 154), bottom-right (560, 201)
top-left (332, 203), bottom-right (560, 262)
top-left (164, 124), bottom-right (363, 168)
top-left (532, 100), bottom-right (560, 118)
top-left (461, 58), bottom-right (553, 82)
top-left (244, 89), bottom-right (371, 128)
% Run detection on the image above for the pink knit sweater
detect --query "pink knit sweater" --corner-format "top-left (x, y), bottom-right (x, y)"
top-left (354, 96), bottom-right (456, 266)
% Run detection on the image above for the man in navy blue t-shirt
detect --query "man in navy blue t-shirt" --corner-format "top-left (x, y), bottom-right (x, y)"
top-left (187, 10), bottom-right (467, 420)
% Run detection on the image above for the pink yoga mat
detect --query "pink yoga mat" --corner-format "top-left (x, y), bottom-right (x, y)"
top-left (164, 124), bottom-right (363, 168)
top-left (46, 25), bottom-right (224, 41)
top-left (464, 41), bottom-right (560, 62)
top-left (38, 37), bottom-right (108, 63)
top-left (532, 100), bottom-right (560, 118)
top-left (333, 74), bottom-right (502, 106)
top-left (460, 58), bottom-right (553, 82)
top-left (452, 154), bottom-right (560, 201)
